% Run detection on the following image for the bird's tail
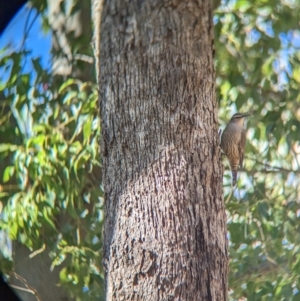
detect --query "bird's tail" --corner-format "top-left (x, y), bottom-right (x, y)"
top-left (231, 169), bottom-right (237, 187)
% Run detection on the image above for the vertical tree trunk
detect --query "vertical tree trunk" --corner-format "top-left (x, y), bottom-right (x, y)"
top-left (100, 1), bottom-right (228, 300)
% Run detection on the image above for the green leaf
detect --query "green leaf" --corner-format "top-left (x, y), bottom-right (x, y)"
top-left (42, 207), bottom-right (56, 230)
top-left (234, 0), bottom-right (251, 12)
top-left (58, 79), bottom-right (77, 94)
top-left (257, 201), bottom-right (269, 219)
top-left (0, 144), bottom-right (18, 153)
top-left (3, 166), bottom-right (15, 183)
top-left (83, 118), bottom-right (92, 144)
top-left (62, 90), bottom-right (78, 105)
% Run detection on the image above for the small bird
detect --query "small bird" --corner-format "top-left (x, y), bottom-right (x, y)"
top-left (221, 112), bottom-right (250, 187)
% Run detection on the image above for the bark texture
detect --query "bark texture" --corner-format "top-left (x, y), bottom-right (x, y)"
top-left (100, 0), bottom-right (228, 300)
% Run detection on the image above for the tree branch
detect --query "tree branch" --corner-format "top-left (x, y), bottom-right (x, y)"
top-left (12, 272), bottom-right (43, 301)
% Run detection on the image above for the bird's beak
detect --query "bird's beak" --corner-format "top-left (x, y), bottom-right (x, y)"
top-left (241, 113), bottom-right (250, 117)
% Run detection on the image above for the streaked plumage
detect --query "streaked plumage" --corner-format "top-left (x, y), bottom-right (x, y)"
top-left (221, 113), bottom-right (249, 186)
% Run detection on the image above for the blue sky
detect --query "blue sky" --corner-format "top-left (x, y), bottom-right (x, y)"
top-left (0, 4), bottom-right (51, 72)
top-left (0, 5), bottom-right (52, 138)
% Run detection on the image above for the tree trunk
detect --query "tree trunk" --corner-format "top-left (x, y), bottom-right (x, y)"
top-left (99, 1), bottom-right (228, 300)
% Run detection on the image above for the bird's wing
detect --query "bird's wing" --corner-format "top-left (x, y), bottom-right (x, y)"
top-left (238, 129), bottom-right (246, 169)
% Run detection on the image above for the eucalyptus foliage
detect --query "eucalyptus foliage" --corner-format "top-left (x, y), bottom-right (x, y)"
top-left (216, 0), bottom-right (300, 300)
top-left (0, 5), bottom-right (104, 299)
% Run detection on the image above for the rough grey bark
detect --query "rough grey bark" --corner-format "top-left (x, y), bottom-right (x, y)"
top-left (100, 0), bottom-right (228, 300)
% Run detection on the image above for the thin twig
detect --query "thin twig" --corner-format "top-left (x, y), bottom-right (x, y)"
top-left (246, 156), bottom-right (300, 174)
top-left (12, 272), bottom-right (43, 301)
top-left (74, 54), bottom-right (94, 64)
top-left (29, 244), bottom-right (46, 258)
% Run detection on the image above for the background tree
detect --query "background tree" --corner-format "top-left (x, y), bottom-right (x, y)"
top-left (1, 0), bottom-right (300, 300)
top-left (0, 1), bottom-right (104, 300)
